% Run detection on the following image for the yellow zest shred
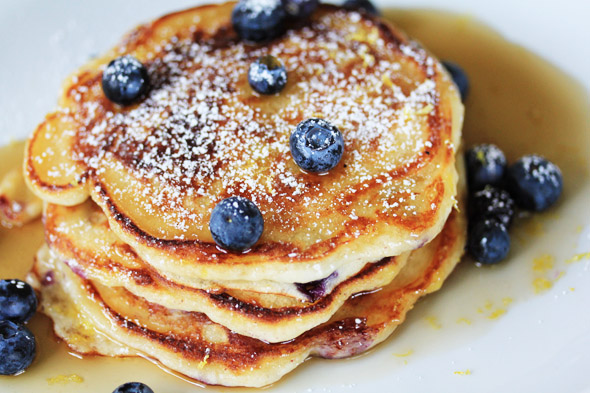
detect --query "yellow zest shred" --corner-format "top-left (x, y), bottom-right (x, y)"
top-left (454, 369), bottom-right (472, 375)
top-left (393, 350), bottom-right (414, 357)
top-left (47, 374), bottom-right (84, 385)
top-left (475, 149), bottom-right (486, 163)
top-left (566, 252), bottom-right (590, 264)
top-left (347, 28), bottom-right (378, 44)
top-left (487, 308), bottom-right (506, 320)
top-left (456, 317), bottom-right (472, 325)
top-left (197, 354), bottom-right (210, 369)
top-left (425, 316), bottom-right (442, 330)
top-left (347, 31), bottom-right (367, 42)
top-left (416, 104), bottom-right (434, 115)
top-left (381, 73), bottom-right (394, 88)
top-left (533, 254), bottom-right (554, 273)
top-left (533, 277), bottom-right (553, 293)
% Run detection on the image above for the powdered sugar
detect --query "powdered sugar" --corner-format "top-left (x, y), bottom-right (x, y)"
top-left (64, 10), bottom-right (444, 238)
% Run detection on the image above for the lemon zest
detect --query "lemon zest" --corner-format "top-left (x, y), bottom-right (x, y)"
top-left (416, 104), bottom-right (434, 115)
top-left (487, 308), bottom-right (506, 320)
top-left (381, 73), bottom-right (394, 88)
top-left (47, 374), bottom-right (84, 385)
top-left (198, 354), bottom-right (210, 369)
top-left (566, 252), bottom-right (590, 264)
top-left (425, 316), bottom-right (441, 330)
top-left (532, 254), bottom-right (554, 273)
top-left (533, 277), bottom-right (553, 293)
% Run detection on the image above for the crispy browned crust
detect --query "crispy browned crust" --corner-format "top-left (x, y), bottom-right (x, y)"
top-left (36, 207), bottom-right (463, 375)
top-left (44, 201), bottom-right (401, 323)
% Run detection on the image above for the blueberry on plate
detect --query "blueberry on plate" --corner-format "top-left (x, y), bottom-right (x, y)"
top-left (0, 321), bottom-right (36, 375)
top-left (290, 118), bottom-right (344, 173)
top-left (112, 382), bottom-right (155, 393)
top-left (442, 61), bottom-right (469, 101)
top-left (469, 185), bottom-right (516, 229)
top-left (102, 55), bottom-right (150, 106)
top-left (282, 0), bottom-right (318, 19)
top-left (506, 154), bottom-right (563, 212)
top-left (465, 144), bottom-right (507, 192)
top-left (468, 219), bottom-right (510, 265)
top-left (232, 0), bottom-right (287, 42)
top-left (342, 0), bottom-right (381, 16)
top-left (248, 55), bottom-right (288, 95)
top-left (209, 196), bottom-right (264, 252)
top-left (0, 279), bottom-right (37, 324)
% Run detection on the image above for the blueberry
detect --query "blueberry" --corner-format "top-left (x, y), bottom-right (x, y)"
top-left (469, 185), bottom-right (516, 229)
top-left (442, 61), bottom-right (469, 101)
top-left (468, 219), bottom-right (510, 264)
top-left (342, 0), bottom-right (381, 16)
top-left (506, 154), bottom-right (563, 212)
top-left (209, 196), bottom-right (264, 252)
top-left (102, 56), bottom-right (150, 106)
top-left (0, 321), bottom-right (36, 375)
top-left (112, 382), bottom-right (155, 393)
top-left (465, 144), bottom-right (507, 192)
top-left (290, 118), bottom-right (344, 173)
top-left (0, 279), bottom-right (37, 324)
top-left (281, 0), bottom-right (318, 18)
top-left (248, 55), bottom-right (288, 95)
top-left (232, 0), bottom-right (287, 42)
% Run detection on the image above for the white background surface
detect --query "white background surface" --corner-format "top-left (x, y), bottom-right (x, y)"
top-left (0, 1), bottom-right (589, 392)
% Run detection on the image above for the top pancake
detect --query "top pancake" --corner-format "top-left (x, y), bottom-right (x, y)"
top-left (25, 2), bottom-right (463, 283)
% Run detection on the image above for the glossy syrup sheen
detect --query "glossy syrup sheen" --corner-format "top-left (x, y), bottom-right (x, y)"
top-left (1, 8), bottom-right (589, 392)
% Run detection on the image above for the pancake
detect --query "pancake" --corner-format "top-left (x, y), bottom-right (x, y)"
top-left (25, 2), bottom-right (464, 284)
top-left (44, 201), bottom-right (407, 301)
top-left (31, 202), bottom-right (466, 388)
top-left (44, 202), bottom-right (411, 343)
top-left (45, 194), bottom-right (411, 298)
top-left (0, 141), bottom-right (42, 228)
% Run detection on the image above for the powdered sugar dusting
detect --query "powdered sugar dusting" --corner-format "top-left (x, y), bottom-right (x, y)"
top-left (61, 10), bottom-right (445, 241)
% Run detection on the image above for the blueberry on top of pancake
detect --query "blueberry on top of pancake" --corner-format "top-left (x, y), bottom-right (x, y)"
top-left (25, 3), bottom-right (464, 284)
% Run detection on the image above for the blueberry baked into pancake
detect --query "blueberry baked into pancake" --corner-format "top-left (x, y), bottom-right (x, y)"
top-left (22, 0), bottom-right (466, 387)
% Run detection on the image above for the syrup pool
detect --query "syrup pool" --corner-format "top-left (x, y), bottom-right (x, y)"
top-left (0, 8), bottom-right (589, 393)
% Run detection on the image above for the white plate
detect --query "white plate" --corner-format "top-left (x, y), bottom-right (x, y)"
top-left (0, 1), bottom-right (589, 392)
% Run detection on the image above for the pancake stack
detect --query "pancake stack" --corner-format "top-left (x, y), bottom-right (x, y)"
top-left (24, 2), bottom-right (466, 387)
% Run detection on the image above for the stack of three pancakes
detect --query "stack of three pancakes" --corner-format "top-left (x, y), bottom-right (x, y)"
top-left (23, 3), bottom-right (466, 387)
